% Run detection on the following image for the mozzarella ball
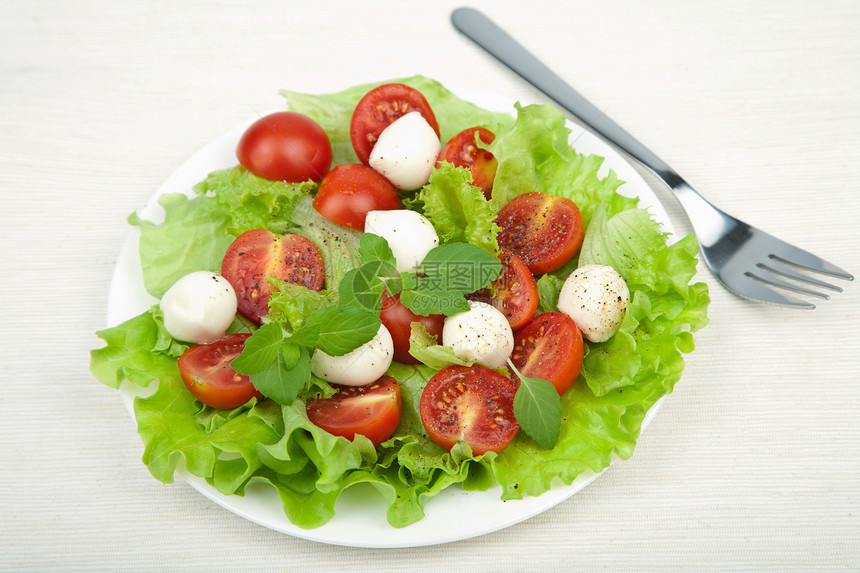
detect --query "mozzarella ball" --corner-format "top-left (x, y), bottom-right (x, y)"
top-left (160, 271), bottom-right (238, 344)
top-left (310, 324), bottom-right (394, 387)
top-left (364, 209), bottom-right (439, 274)
top-left (368, 111), bottom-right (441, 191)
top-left (557, 264), bottom-right (629, 343)
top-left (442, 300), bottom-right (514, 369)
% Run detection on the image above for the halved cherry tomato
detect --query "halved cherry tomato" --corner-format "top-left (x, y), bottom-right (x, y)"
top-left (380, 291), bottom-right (445, 364)
top-left (468, 250), bottom-right (538, 331)
top-left (177, 333), bottom-right (262, 409)
top-left (419, 365), bottom-right (519, 455)
top-left (312, 163), bottom-right (401, 230)
top-left (236, 111), bottom-right (332, 182)
top-left (437, 127), bottom-right (498, 199)
top-left (510, 312), bottom-right (584, 396)
top-left (496, 191), bottom-right (585, 274)
top-left (221, 229), bottom-right (324, 323)
top-left (306, 375), bottom-right (402, 446)
top-left (350, 83), bottom-right (440, 164)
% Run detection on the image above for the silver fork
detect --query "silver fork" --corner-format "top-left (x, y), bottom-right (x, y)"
top-left (452, 7), bottom-right (853, 309)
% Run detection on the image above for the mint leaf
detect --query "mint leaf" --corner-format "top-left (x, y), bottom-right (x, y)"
top-left (250, 346), bottom-right (310, 405)
top-left (231, 322), bottom-right (283, 375)
top-left (305, 305), bottom-right (381, 356)
top-left (509, 360), bottom-right (561, 449)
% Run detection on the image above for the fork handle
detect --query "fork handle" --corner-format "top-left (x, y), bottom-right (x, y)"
top-left (451, 7), bottom-right (730, 239)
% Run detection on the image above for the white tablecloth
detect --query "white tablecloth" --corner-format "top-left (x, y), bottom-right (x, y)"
top-left (2, 1), bottom-right (858, 570)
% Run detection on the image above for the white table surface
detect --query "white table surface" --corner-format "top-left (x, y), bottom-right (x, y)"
top-left (2, 1), bottom-right (859, 570)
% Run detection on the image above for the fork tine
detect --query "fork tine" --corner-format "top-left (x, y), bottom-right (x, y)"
top-left (726, 273), bottom-right (817, 309)
top-left (757, 260), bottom-right (844, 293)
top-left (746, 269), bottom-right (830, 300)
top-left (769, 239), bottom-right (854, 280)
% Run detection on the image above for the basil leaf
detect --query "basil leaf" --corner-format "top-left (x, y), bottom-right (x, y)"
top-left (305, 305), bottom-right (381, 356)
top-left (288, 322), bottom-right (321, 347)
top-left (509, 360), bottom-right (562, 449)
top-left (400, 288), bottom-right (470, 317)
top-left (250, 346), bottom-right (310, 405)
top-left (415, 243), bottom-right (501, 293)
top-left (339, 264), bottom-right (386, 312)
top-left (281, 341), bottom-right (301, 370)
top-left (359, 232), bottom-right (397, 275)
top-left (230, 322), bottom-right (283, 375)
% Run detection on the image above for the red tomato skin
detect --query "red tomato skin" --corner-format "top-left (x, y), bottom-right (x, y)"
top-left (379, 291), bottom-right (445, 364)
top-left (306, 376), bottom-right (402, 446)
top-left (178, 333), bottom-right (262, 409)
top-left (236, 111), bottom-right (332, 182)
top-left (350, 83), bottom-right (440, 164)
top-left (468, 250), bottom-right (538, 331)
top-left (221, 229), bottom-right (324, 323)
top-left (419, 365), bottom-right (520, 455)
top-left (496, 191), bottom-right (585, 274)
top-left (510, 312), bottom-right (584, 395)
top-left (312, 164), bottom-right (401, 230)
top-left (437, 127), bottom-right (498, 199)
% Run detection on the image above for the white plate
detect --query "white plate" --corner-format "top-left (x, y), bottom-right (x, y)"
top-left (107, 85), bottom-right (673, 548)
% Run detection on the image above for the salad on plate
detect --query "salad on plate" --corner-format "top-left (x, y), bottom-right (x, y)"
top-left (91, 76), bottom-right (710, 531)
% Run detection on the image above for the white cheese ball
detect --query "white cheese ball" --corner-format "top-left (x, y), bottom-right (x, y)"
top-left (159, 271), bottom-right (238, 344)
top-left (364, 209), bottom-right (439, 274)
top-left (557, 264), bottom-right (629, 343)
top-left (368, 111), bottom-right (441, 191)
top-left (442, 300), bottom-right (514, 369)
top-left (310, 324), bottom-right (394, 387)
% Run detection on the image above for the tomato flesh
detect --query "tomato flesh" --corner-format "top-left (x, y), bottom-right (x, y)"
top-left (236, 111), bottom-right (332, 182)
top-left (496, 191), bottom-right (585, 274)
top-left (380, 291), bottom-right (445, 364)
top-left (420, 365), bottom-right (519, 455)
top-left (510, 312), bottom-right (584, 395)
top-left (350, 83), bottom-right (440, 164)
top-left (177, 333), bottom-right (262, 409)
top-left (468, 250), bottom-right (538, 331)
top-left (306, 376), bottom-right (402, 446)
top-left (437, 126), bottom-right (498, 199)
top-left (312, 163), bottom-right (401, 230)
top-left (221, 229), bottom-right (324, 323)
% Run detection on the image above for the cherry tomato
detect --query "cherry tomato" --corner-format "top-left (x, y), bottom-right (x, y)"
top-left (350, 83), bottom-right (440, 164)
top-left (468, 250), bottom-right (538, 331)
top-left (312, 164), bottom-right (401, 230)
top-left (306, 376), bottom-right (402, 446)
top-left (510, 312), bottom-right (584, 395)
top-left (419, 365), bottom-right (520, 455)
top-left (236, 111), bottom-right (332, 182)
top-left (379, 291), bottom-right (445, 364)
top-left (221, 229), bottom-right (324, 323)
top-left (496, 191), bottom-right (585, 275)
top-left (177, 333), bottom-right (262, 409)
top-left (437, 127), bottom-right (498, 199)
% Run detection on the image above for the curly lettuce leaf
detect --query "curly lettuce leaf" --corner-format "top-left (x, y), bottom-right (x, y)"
top-left (408, 162), bottom-right (500, 253)
top-left (193, 165), bottom-right (315, 236)
top-left (488, 103), bottom-right (634, 225)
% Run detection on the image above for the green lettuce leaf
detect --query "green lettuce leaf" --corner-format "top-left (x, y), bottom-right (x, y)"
top-left (409, 162), bottom-right (501, 253)
top-left (193, 165), bottom-right (315, 236)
